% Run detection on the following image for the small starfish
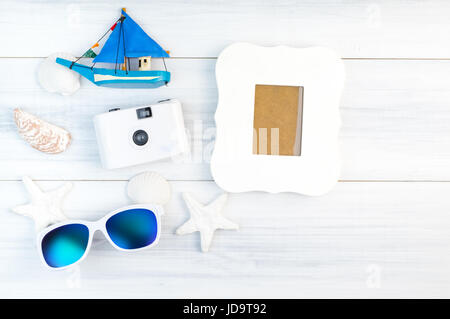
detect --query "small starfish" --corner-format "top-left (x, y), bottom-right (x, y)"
top-left (12, 176), bottom-right (72, 231)
top-left (176, 192), bottom-right (238, 252)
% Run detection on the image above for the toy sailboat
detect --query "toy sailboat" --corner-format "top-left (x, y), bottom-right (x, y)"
top-left (57, 9), bottom-right (170, 88)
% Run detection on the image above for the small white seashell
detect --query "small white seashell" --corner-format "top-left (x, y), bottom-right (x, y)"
top-left (127, 171), bottom-right (171, 205)
top-left (14, 108), bottom-right (72, 154)
top-left (38, 52), bottom-right (80, 96)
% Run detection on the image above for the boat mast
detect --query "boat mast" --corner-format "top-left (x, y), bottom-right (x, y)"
top-left (121, 8), bottom-right (127, 71)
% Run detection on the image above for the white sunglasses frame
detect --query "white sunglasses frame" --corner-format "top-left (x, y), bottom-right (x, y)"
top-left (36, 204), bottom-right (163, 270)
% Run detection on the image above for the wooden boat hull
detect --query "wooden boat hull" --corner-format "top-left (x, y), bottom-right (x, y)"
top-left (56, 58), bottom-right (170, 88)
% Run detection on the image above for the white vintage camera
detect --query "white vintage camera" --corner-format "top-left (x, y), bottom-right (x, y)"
top-left (94, 99), bottom-right (188, 169)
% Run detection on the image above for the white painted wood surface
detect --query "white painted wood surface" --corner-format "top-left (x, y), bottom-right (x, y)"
top-left (4, 0), bottom-right (450, 58)
top-left (2, 181), bottom-right (450, 298)
top-left (1, 0), bottom-right (450, 298)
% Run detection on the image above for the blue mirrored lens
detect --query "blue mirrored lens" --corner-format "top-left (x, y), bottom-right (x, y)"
top-left (41, 224), bottom-right (89, 268)
top-left (106, 209), bottom-right (158, 249)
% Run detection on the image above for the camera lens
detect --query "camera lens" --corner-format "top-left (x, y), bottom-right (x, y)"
top-left (132, 130), bottom-right (149, 146)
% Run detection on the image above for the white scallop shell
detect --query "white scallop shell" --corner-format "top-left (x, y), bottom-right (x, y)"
top-left (38, 52), bottom-right (80, 96)
top-left (127, 171), bottom-right (171, 205)
top-left (14, 108), bottom-right (72, 154)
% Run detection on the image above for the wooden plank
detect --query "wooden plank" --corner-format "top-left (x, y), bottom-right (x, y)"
top-left (2, 0), bottom-right (450, 58)
top-left (341, 59), bottom-right (450, 181)
top-left (2, 58), bottom-right (450, 181)
top-left (0, 58), bottom-right (217, 181)
top-left (1, 180), bottom-right (449, 298)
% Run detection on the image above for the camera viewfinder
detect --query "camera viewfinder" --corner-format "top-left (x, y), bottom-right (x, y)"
top-left (136, 107), bottom-right (152, 119)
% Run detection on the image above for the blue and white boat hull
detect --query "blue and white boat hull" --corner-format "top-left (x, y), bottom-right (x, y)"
top-left (56, 58), bottom-right (170, 88)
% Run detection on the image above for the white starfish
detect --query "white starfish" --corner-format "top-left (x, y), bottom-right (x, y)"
top-left (176, 192), bottom-right (238, 252)
top-left (12, 176), bottom-right (72, 232)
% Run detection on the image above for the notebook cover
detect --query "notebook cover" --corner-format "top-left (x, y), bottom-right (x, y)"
top-left (253, 84), bottom-right (303, 156)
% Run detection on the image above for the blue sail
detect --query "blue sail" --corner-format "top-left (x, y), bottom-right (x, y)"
top-left (93, 10), bottom-right (169, 63)
top-left (93, 21), bottom-right (125, 63)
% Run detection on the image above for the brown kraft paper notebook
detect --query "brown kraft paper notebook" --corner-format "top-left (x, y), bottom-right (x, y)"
top-left (253, 84), bottom-right (303, 156)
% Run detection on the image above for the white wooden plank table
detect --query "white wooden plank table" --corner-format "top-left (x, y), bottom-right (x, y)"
top-left (1, 0), bottom-right (450, 298)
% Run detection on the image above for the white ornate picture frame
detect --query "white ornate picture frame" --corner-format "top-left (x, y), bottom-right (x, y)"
top-left (211, 43), bottom-right (345, 196)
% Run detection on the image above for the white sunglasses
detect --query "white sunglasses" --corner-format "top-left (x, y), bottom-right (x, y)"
top-left (36, 204), bottom-right (163, 270)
